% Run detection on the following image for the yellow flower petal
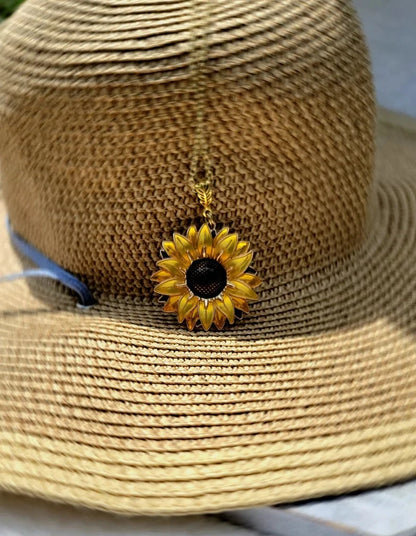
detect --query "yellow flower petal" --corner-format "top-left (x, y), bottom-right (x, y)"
top-left (225, 251), bottom-right (253, 278)
top-left (236, 241), bottom-right (250, 255)
top-left (197, 223), bottom-right (213, 256)
top-left (215, 234), bottom-right (238, 261)
top-left (198, 299), bottom-right (215, 331)
top-left (186, 307), bottom-right (199, 330)
top-left (239, 272), bottom-right (262, 288)
top-left (157, 259), bottom-right (186, 279)
top-left (214, 309), bottom-right (226, 330)
top-left (173, 233), bottom-right (193, 257)
top-left (186, 225), bottom-right (198, 247)
top-left (227, 280), bottom-right (258, 300)
top-left (163, 294), bottom-right (181, 312)
top-left (154, 278), bottom-right (186, 296)
top-left (162, 240), bottom-right (178, 258)
top-left (213, 227), bottom-right (229, 247)
top-left (178, 293), bottom-right (198, 323)
top-left (215, 293), bottom-right (235, 324)
top-left (150, 269), bottom-right (172, 282)
top-left (228, 294), bottom-right (250, 313)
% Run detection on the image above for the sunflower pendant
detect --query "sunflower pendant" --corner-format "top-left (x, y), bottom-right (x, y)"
top-left (151, 223), bottom-right (262, 331)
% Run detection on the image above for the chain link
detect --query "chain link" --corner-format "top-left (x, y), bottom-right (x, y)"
top-left (189, 1), bottom-right (215, 231)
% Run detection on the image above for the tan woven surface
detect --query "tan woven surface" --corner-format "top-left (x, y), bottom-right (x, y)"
top-left (0, 0), bottom-right (374, 297)
top-left (0, 110), bottom-right (415, 514)
top-left (0, 0), bottom-right (416, 517)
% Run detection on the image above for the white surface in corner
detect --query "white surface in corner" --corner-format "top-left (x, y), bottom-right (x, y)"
top-left (291, 480), bottom-right (416, 536)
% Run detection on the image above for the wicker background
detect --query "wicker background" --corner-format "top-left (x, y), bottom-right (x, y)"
top-left (0, 0), bottom-right (375, 299)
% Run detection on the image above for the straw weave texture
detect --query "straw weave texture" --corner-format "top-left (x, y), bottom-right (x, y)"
top-left (0, 0), bottom-right (374, 298)
top-left (0, 0), bottom-right (415, 517)
top-left (0, 109), bottom-right (416, 514)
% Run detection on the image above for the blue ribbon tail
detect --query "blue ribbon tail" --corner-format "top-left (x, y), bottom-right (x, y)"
top-left (6, 218), bottom-right (96, 307)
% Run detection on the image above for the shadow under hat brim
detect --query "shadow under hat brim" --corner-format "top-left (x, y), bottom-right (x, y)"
top-left (0, 108), bottom-right (416, 515)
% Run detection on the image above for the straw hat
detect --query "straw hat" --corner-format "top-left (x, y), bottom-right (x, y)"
top-left (0, 0), bottom-right (415, 516)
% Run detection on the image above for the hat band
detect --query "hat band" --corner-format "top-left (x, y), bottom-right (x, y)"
top-left (2, 218), bottom-right (96, 308)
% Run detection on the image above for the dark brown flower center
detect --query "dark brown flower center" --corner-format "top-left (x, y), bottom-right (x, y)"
top-left (186, 258), bottom-right (227, 299)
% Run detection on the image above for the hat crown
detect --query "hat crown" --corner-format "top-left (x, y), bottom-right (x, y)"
top-left (0, 0), bottom-right (375, 299)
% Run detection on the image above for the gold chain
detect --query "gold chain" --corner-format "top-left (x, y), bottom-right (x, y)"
top-left (189, 0), bottom-right (215, 231)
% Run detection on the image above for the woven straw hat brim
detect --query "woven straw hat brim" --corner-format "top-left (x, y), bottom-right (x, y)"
top-left (0, 108), bottom-right (416, 515)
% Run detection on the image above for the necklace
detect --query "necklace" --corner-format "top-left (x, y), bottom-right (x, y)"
top-left (151, 2), bottom-right (261, 331)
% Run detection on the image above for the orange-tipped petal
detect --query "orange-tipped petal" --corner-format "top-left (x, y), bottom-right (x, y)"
top-left (157, 259), bottom-right (186, 279)
top-left (154, 279), bottom-right (186, 296)
top-left (214, 309), bottom-right (227, 330)
top-left (239, 272), bottom-right (262, 288)
top-left (178, 293), bottom-right (198, 323)
top-left (198, 300), bottom-right (215, 331)
top-left (213, 227), bottom-right (229, 247)
top-left (163, 294), bottom-right (181, 312)
top-left (215, 234), bottom-right (238, 261)
top-left (150, 269), bottom-right (172, 282)
top-left (197, 223), bottom-right (213, 256)
top-left (229, 295), bottom-right (250, 313)
top-left (216, 293), bottom-right (235, 324)
top-left (186, 225), bottom-right (198, 247)
top-left (236, 241), bottom-right (250, 255)
top-left (186, 307), bottom-right (199, 330)
top-left (227, 280), bottom-right (258, 300)
top-left (225, 251), bottom-right (253, 278)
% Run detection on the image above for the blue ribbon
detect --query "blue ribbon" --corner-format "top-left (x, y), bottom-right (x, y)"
top-left (1, 218), bottom-right (96, 307)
